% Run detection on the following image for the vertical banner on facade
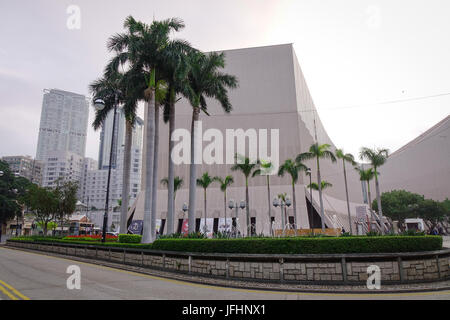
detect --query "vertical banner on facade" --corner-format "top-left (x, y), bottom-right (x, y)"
top-left (199, 218), bottom-right (214, 238)
top-left (181, 219), bottom-right (189, 236)
top-left (128, 220), bottom-right (143, 235)
top-left (218, 218), bottom-right (233, 232)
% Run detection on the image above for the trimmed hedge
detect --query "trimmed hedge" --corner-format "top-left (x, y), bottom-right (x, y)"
top-left (118, 234), bottom-right (142, 243)
top-left (150, 236), bottom-right (443, 254)
top-left (8, 235), bottom-right (443, 254)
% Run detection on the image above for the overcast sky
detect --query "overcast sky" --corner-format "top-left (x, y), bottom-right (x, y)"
top-left (0, 0), bottom-right (449, 161)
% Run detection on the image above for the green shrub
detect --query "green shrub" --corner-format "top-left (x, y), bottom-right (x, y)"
top-left (118, 234), bottom-right (142, 243)
top-left (400, 230), bottom-right (426, 236)
top-left (151, 236), bottom-right (442, 254)
top-left (8, 235), bottom-right (443, 255)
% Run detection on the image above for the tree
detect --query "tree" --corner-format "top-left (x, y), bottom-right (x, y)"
top-left (161, 40), bottom-right (196, 236)
top-left (359, 147), bottom-right (389, 233)
top-left (252, 160), bottom-right (274, 235)
top-left (161, 176), bottom-right (184, 201)
top-left (335, 149), bottom-right (356, 234)
top-left (196, 172), bottom-right (216, 234)
top-left (90, 44), bottom-right (145, 237)
top-left (231, 154), bottom-right (259, 236)
top-left (109, 16), bottom-right (187, 243)
top-left (0, 161), bottom-right (31, 240)
top-left (22, 184), bottom-right (58, 236)
top-left (213, 175), bottom-right (234, 230)
top-left (371, 190), bottom-right (424, 230)
top-left (308, 181), bottom-right (333, 191)
top-left (54, 179), bottom-right (78, 236)
top-left (185, 51), bottom-right (238, 234)
top-left (297, 143), bottom-right (337, 232)
top-left (278, 159), bottom-right (307, 229)
top-left (355, 167), bottom-right (376, 209)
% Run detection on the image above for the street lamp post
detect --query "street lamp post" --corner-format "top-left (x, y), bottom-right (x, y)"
top-left (228, 200), bottom-right (245, 237)
top-left (285, 197), bottom-right (292, 230)
top-left (94, 94), bottom-right (119, 243)
top-left (306, 168), bottom-right (313, 234)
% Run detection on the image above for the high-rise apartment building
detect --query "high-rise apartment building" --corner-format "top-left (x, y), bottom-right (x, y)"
top-left (98, 110), bottom-right (143, 170)
top-left (82, 145), bottom-right (142, 213)
top-left (36, 89), bottom-right (89, 161)
top-left (1, 155), bottom-right (43, 185)
top-left (41, 151), bottom-right (85, 194)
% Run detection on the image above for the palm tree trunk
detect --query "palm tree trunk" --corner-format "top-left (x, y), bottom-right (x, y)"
top-left (316, 156), bottom-right (326, 232)
top-left (292, 181), bottom-right (298, 229)
top-left (374, 168), bottom-right (384, 234)
top-left (267, 176), bottom-right (272, 236)
top-left (151, 104), bottom-right (160, 239)
top-left (166, 91), bottom-right (176, 235)
top-left (224, 191), bottom-right (227, 232)
top-left (142, 95), bottom-right (155, 243)
top-left (343, 160), bottom-right (352, 234)
top-left (245, 177), bottom-right (250, 236)
top-left (188, 107), bottom-right (200, 233)
top-left (120, 119), bottom-right (132, 234)
top-left (203, 188), bottom-right (207, 234)
top-left (367, 180), bottom-right (372, 231)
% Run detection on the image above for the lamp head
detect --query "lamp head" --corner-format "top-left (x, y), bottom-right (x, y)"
top-left (228, 200), bottom-right (235, 210)
top-left (273, 197), bottom-right (280, 207)
top-left (93, 99), bottom-right (105, 111)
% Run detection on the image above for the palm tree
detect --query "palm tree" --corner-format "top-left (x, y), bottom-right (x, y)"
top-left (308, 181), bottom-right (333, 190)
top-left (109, 16), bottom-right (186, 243)
top-left (278, 159), bottom-right (307, 229)
top-left (297, 143), bottom-right (337, 232)
top-left (184, 51), bottom-right (238, 234)
top-left (90, 58), bottom-right (144, 236)
top-left (196, 172), bottom-right (215, 234)
top-left (231, 154), bottom-right (260, 236)
top-left (335, 149), bottom-right (356, 234)
top-left (161, 42), bottom-right (196, 236)
top-left (355, 167), bottom-right (375, 208)
top-left (160, 176), bottom-right (184, 201)
top-left (252, 160), bottom-right (274, 235)
top-left (213, 175), bottom-right (234, 231)
top-left (276, 192), bottom-right (289, 230)
top-left (359, 147), bottom-right (389, 233)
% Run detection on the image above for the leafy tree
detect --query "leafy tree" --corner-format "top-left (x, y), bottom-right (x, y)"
top-left (0, 161), bottom-right (31, 239)
top-left (415, 199), bottom-right (446, 229)
top-left (297, 143), bottom-right (337, 232)
top-left (372, 190), bottom-right (424, 230)
top-left (22, 184), bottom-right (58, 236)
top-left (53, 179), bottom-right (78, 235)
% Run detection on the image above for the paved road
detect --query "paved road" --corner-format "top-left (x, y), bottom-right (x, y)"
top-left (0, 247), bottom-right (449, 300)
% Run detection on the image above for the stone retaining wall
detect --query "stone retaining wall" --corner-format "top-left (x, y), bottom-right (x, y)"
top-left (7, 240), bottom-right (450, 285)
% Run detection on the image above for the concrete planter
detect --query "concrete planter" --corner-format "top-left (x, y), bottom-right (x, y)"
top-left (6, 240), bottom-right (450, 285)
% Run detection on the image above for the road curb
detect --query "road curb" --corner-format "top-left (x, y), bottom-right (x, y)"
top-left (3, 245), bottom-right (450, 295)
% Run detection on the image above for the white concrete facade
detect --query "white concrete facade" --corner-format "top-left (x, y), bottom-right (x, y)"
top-left (129, 44), bottom-right (370, 235)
